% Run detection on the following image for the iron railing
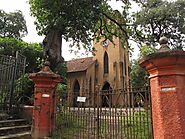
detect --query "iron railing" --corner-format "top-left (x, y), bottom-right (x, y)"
top-left (0, 52), bottom-right (26, 112)
top-left (56, 86), bottom-right (153, 139)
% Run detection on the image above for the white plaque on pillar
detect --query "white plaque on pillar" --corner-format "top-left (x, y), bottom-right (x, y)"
top-left (42, 94), bottom-right (50, 97)
top-left (160, 87), bottom-right (176, 92)
top-left (77, 97), bottom-right (86, 102)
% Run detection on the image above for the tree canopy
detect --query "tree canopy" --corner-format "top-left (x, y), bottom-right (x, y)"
top-left (29, 0), bottom-right (185, 69)
top-left (132, 0), bottom-right (185, 49)
top-left (29, 0), bottom-right (129, 69)
top-left (29, 0), bottom-right (128, 42)
top-left (0, 10), bottom-right (27, 39)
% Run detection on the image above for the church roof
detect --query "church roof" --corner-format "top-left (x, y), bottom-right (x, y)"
top-left (67, 57), bottom-right (95, 73)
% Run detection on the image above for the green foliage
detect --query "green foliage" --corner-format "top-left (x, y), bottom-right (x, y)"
top-left (54, 63), bottom-right (67, 84)
top-left (132, 0), bottom-right (185, 49)
top-left (99, 121), bottom-right (108, 137)
top-left (29, 0), bottom-right (103, 46)
top-left (14, 74), bottom-right (34, 105)
top-left (139, 45), bottom-right (156, 57)
top-left (29, 0), bottom-right (130, 49)
top-left (53, 112), bottom-right (86, 139)
top-left (0, 10), bottom-right (27, 39)
top-left (122, 111), bottom-right (153, 139)
top-left (131, 44), bottom-right (155, 87)
top-left (0, 37), bottom-right (43, 73)
top-left (93, 9), bottom-right (130, 44)
top-left (29, 0), bottom-right (132, 69)
top-left (56, 83), bottom-right (67, 98)
top-left (131, 60), bottom-right (148, 87)
top-left (56, 83), bottom-right (67, 93)
top-left (0, 91), bottom-right (7, 104)
top-left (54, 63), bottom-right (68, 98)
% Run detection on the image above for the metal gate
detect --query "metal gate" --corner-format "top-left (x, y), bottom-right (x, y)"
top-left (56, 85), bottom-right (153, 139)
top-left (0, 52), bottom-right (26, 112)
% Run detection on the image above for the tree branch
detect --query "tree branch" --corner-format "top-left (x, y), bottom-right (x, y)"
top-left (101, 12), bottom-right (129, 39)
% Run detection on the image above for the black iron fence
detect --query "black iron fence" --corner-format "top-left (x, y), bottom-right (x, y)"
top-left (56, 85), bottom-right (153, 139)
top-left (0, 52), bottom-right (26, 112)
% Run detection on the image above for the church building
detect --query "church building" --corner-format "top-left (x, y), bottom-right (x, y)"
top-left (66, 37), bottom-right (130, 106)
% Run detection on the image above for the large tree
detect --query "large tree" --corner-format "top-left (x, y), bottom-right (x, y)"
top-left (0, 10), bottom-right (27, 39)
top-left (132, 0), bottom-right (185, 49)
top-left (29, 0), bottom-right (130, 69)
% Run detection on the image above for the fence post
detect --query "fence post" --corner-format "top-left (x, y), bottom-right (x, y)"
top-left (139, 37), bottom-right (185, 139)
top-left (29, 61), bottom-right (61, 138)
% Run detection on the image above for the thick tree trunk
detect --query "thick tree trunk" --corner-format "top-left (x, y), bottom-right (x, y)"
top-left (43, 29), bottom-right (64, 70)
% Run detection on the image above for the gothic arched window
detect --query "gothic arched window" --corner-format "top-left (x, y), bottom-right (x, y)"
top-left (104, 51), bottom-right (109, 74)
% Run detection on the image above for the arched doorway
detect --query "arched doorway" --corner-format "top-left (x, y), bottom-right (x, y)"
top-left (102, 82), bottom-right (112, 107)
top-left (73, 80), bottom-right (80, 107)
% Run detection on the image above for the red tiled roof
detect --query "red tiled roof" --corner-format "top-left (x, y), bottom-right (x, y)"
top-left (67, 57), bottom-right (95, 73)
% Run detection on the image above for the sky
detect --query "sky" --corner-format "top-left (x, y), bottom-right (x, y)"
top-left (0, 0), bottom-right (139, 61)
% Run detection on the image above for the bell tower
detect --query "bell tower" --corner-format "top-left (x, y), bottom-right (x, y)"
top-left (93, 36), bottom-right (130, 89)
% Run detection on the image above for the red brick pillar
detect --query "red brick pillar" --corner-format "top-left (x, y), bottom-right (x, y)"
top-left (139, 37), bottom-right (185, 139)
top-left (29, 62), bottom-right (61, 138)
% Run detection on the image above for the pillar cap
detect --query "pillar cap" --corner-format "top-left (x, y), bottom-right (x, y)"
top-left (38, 61), bottom-right (53, 74)
top-left (139, 36), bottom-right (185, 68)
top-left (139, 50), bottom-right (185, 67)
top-left (158, 37), bottom-right (170, 52)
top-left (159, 36), bottom-right (168, 45)
top-left (29, 61), bottom-right (61, 81)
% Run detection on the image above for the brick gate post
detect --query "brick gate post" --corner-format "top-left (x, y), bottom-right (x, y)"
top-left (29, 61), bottom-right (61, 138)
top-left (139, 37), bottom-right (185, 139)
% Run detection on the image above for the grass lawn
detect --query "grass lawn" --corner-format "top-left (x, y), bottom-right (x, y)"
top-left (122, 111), bottom-right (153, 139)
top-left (52, 112), bottom-right (87, 139)
top-left (52, 109), bottom-right (153, 139)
